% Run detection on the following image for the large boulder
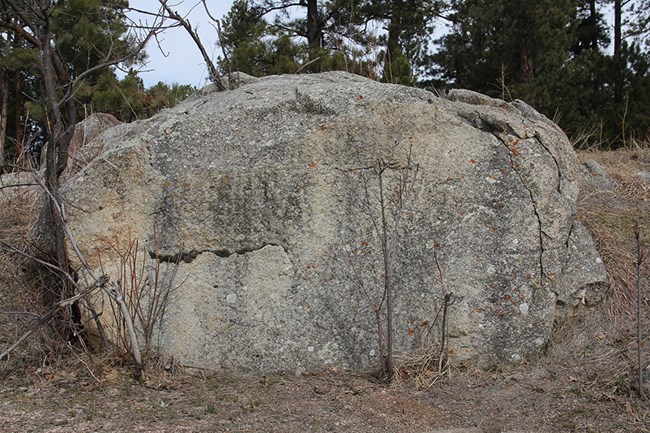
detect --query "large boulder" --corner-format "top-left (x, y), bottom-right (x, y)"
top-left (63, 72), bottom-right (608, 373)
top-left (66, 112), bottom-right (122, 178)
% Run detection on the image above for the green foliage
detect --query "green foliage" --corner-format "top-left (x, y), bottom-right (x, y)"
top-left (218, 0), bottom-right (442, 82)
top-left (363, 0), bottom-right (444, 83)
top-left (382, 49), bottom-right (414, 85)
top-left (432, 0), bottom-right (650, 148)
top-left (146, 82), bottom-right (194, 115)
top-left (51, 0), bottom-right (144, 79)
top-left (91, 70), bottom-right (145, 122)
top-left (432, 0), bottom-right (575, 107)
top-left (2, 0), bottom-right (649, 157)
top-left (218, 0), bottom-right (310, 75)
top-left (0, 44), bottom-right (39, 73)
top-left (625, 0), bottom-right (650, 51)
top-left (0, 0), bottom-right (147, 170)
top-left (571, 0), bottom-right (609, 55)
top-left (90, 70), bottom-right (193, 122)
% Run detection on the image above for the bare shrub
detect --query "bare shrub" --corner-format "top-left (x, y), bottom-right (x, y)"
top-left (97, 228), bottom-right (182, 367)
top-left (1, 174), bottom-right (183, 380)
top-left (394, 254), bottom-right (459, 389)
top-left (342, 140), bottom-right (419, 381)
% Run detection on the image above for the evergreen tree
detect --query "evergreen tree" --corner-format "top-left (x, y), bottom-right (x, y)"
top-left (558, 0), bottom-right (650, 146)
top-left (219, 0), bottom-right (305, 75)
top-left (218, 0), bottom-right (443, 82)
top-left (359, 0), bottom-right (444, 84)
top-left (0, 0), bottom-right (154, 338)
top-left (433, 0), bottom-right (650, 147)
top-left (0, 0), bottom-right (147, 171)
top-left (0, 28), bottom-right (41, 170)
top-left (89, 70), bottom-right (194, 122)
top-left (432, 0), bottom-right (575, 109)
top-left (144, 81), bottom-right (194, 117)
top-left (91, 69), bottom-right (146, 122)
top-left (52, 0), bottom-right (140, 80)
top-left (571, 0), bottom-right (609, 55)
top-left (626, 0), bottom-right (650, 50)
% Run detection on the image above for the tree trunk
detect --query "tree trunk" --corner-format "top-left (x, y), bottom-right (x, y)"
top-left (614, 0), bottom-right (622, 57)
top-left (40, 26), bottom-right (75, 318)
top-left (305, 0), bottom-right (322, 71)
top-left (0, 71), bottom-right (8, 173)
top-left (385, 0), bottom-right (404, 82)
top-left (306, 0), bottom-right (321, 50)
top-left (614, 0), bottom-right (623, 104)
top-left (13, 69), bottom-right (21, 162)
top-left (378, 171), bottom-right (394, 381)
top-left (588, 0), bottom-right (597, 49)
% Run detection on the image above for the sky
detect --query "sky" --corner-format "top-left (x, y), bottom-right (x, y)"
top-left (124, 0), bottom-right (234, 88)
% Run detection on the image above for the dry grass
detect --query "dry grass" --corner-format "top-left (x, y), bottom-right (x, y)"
top-left (577, 147), bottom-right (649, 319)
top-left (0, 194), bottom-right (48, 375)
top-left (544, 147), bottom-right (650, 399)
top-left (393, 345), bottom-right (447, 389)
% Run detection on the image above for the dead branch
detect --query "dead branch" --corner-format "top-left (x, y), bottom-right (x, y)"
top-left (158, 0), bottom-right (226, 91)
top-left (433, 251), bottom-right (446, 364)
top-left (0, 275), bottom-right (109, 361)
top-left (345, 140), bottom-right (419, 381)
top-left (634, 221), bottom-right (646, 399)
top-left (109, 281), bottom-right (144, 380)
top-left (30, 171), bottom-right (145, 376)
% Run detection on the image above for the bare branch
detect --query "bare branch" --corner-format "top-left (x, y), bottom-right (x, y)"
top-left (158, 0), bottom-right (226, 90)
top-left (0, 275), bottom-right (109, 361)
top-left (634, 221), bottom-right (646, 399)
top-left (108, 281), bottom-right (144, 379)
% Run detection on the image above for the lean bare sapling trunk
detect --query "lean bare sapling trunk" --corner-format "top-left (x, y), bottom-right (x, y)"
top-left (350, 141), bottom-right (418, 381)
top-left (0, 70), bottom-right (7, 171)
top-left (634, 222), bottom-right (646, 399)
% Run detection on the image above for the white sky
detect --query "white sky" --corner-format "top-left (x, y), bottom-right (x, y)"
top-left (125, 0), bottom-right (234, 88)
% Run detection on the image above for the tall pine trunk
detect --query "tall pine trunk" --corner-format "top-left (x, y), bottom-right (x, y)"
top-left (306, 0), bottom-right (323, 71)
top-left (40, 22), bottom-right (80, 338)
top-left (614, 0), bottom-right (623, 104)
top-left (588, 0), bottom-right (598, 49)
top-left (306, 0), bottom-right (321, 50)
top-left (0, 71), bottom-right (7, 172)
top-left (385, 0), bottom-right (404, 82)
top-left (13, 69), bottom-right (21, 161)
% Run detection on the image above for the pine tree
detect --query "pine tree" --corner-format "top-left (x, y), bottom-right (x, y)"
top-left (360, 0), bottom-right (444, 84)
top-left (218, 0), bottom-right (443, 81)
top-left (626, 0), bottom-right (650, 50)
top-left (219, 0), bottom-right (304, 75)
top-left (0, 28), bottom-right (41, 170)
top-left (432, 0), bottom-right (575, 110)
top-left (558, 1), bottom-right (650, 147)
top-left (0, 0), bottom-right (146, 169)
top-left (433, 0), bottom-right (650, 147)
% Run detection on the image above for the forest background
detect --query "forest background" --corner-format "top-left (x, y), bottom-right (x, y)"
top-left (1, 0), bottom-right (649, 174)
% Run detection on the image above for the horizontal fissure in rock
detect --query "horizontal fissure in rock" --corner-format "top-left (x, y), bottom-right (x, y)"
top-left (149, 243), bottom-right (288, 263)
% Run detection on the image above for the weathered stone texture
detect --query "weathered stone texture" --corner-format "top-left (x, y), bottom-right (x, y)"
top-left (62, 71), bottom-right (608, 373)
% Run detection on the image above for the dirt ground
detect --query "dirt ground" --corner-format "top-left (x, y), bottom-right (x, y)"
top-left (0, 358), bottom-right (647, 433)
top-left (1, 148), bottom-right (649, 433)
